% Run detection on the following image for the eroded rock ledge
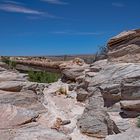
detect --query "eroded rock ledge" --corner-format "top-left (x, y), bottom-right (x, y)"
top-left (108, 29), bottom-right (140, 63)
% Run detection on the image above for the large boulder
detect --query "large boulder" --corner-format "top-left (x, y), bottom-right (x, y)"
top-left (77, 88), bottom-right (119, 138)
top-left (77, 109), bottom-right (110, 138)
top-left (62, 67), bottom-right (86, 82)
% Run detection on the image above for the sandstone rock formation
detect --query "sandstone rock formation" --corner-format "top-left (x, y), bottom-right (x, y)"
top-left (76, 29), bottom-right (140, 139)
top-left (108, 29), bottom-right (140, 63)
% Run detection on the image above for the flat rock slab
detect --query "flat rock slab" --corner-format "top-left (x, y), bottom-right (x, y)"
top-left (0, 71), bottom-right (27, 82)
top-left (0, 90), bottom-right (46, 114)
top-left (105, 128), bottom-right (140, 140)
top-left (120, 100), bottom-right (140, 112)
top-left (13, 125), bottom-right (72, 140)
top-left (88, 63), bottom-right (140, 87)
top-left (0, 81), bottom-right (25, 92)
top-left (0, 104), bottom-right (38, 129)
top-left (0, 123), bottom-right (72, 140)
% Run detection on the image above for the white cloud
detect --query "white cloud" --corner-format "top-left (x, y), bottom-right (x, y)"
top-left (41, 0), bottom-right (68, 5)
top-left (0, 4), bottom-right (44, 15)
top-left (112, 2), bottom-right (124, 7)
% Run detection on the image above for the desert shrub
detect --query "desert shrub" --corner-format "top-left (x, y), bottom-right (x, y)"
top-left (9, 61), bottom-right (17, 69)
top-left (63, 55), bottom-right (68, 61)
top-left (93, 45), bottom-right (108, 62)
top-left (98, 45), bottom-right (108, 56)
top-left (58, 86), bottom-right (68, 95)
top-left (28, 70), bottom-right (61, 83)
top-left (1, 57), bottom-right (17, 69)
top-left (137, 116), bottom-right (140, 128)
top-left (93, 52), bottom-right (99, 62)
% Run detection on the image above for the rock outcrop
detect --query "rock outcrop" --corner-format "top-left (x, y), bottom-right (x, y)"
top-left (76, 29), bottom-right (140, 139)
top-left (108, 29), bottom-right (140, 63)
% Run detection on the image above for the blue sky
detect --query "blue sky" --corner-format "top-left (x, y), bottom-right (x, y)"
top-left (0, 0), bottom-right (139, 56)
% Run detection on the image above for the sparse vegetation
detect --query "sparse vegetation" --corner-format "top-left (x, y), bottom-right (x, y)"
top-left (58, 86), bottom-right (68, 95)
top-left (28, 70), bottom-right (61, 83)
top-left (63, 55), bottom-right (68, 61)
top-left (98, 45), bottom-right (108, 56)
top-left (137, 116), bottom-right (140, 128)
top-left (1, 56), bottom-right (17, 69)
top-left (93, 45), bottom-right (108, 62)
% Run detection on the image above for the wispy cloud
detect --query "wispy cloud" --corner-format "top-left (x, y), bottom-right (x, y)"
top-left (112, 2), bottom-right (124, 8)
top-left (51, 31), bottom-right (104, 36)
top-left (0, 1), bottom-right (59, 19)
top-left (3, 0), bottom-right (24, 5)
top-left (0, 4), bottom-right (44, 15)
top-left (41, 0), bottom-right (68, 5)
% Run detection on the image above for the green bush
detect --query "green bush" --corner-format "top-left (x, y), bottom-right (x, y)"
top-left (28, 70), bottom-right (61, 83)
top-left (137, 116), bottom-right (140, 128)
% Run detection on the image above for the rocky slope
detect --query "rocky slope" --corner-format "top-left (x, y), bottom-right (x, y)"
top-left (0, 64), bottom-right (97, 140)
top-left (62, 29), bottom-right (140, 139)
top-left (81, 29), bottom-right (140, 139)
top-left (0, 28), bottom-right (140, 140)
